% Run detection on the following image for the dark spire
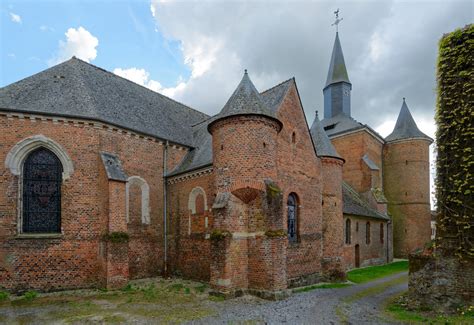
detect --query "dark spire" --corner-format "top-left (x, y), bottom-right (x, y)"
top-left (209, 70), bottom-right (279, 130)
top-left (325, 32), bottom-right (350, 88)
top-left (385, 98), bottom-right (433, 142)
top-left (310, 110), bottom-right (342, 159)
top-left (323, 32), bottom-right (352, 119)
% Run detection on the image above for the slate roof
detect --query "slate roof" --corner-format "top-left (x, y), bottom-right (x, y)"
top-left (342, 182), bottom-right (389, 220)
top-left (0, 57), bottom-right (208, 147)
top-left (168, 78), bottom-right (292, 177)
top-left (362, 154), bottom-right (379, 170)
top-left (321, 113), bottom-right (385, 143)
top-left (207, 70), bottom-right (280, 130)
top-left (385, 98), bottom-right (433, 143)
top-left (309, 111), bottom-right (342, 159)
top-left (325, 32), bottom-right (351, 88)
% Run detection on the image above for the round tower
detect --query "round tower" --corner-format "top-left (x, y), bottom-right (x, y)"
top-left (383, 99), bottom-right (433, 257)
top-left (310, 111), bottom-right (345, 277)
top-left (208, 70), bottom-right (282, 203)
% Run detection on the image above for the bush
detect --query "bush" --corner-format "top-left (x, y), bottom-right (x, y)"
top-left (102, 231), bottom-right (130, 243)
top-left (0, 291), bottom-right (9, 301)
top-left (23, 290), bottom-right (38, 301)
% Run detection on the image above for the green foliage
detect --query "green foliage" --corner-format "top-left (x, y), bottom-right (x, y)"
top-left (22, 290), bottom-right (38, 301)
top-left (209, 229), bottom-right (231, 241)
top-left (194, 283), bottom-right (208, 294)
top-left (102, 231), bottom-right (130, 243)
top-left (264, 229), bottom-right (287, 238)
top-left (435, 24), bottom-right (474, 259)
top-left (347, 261), bottom-right (408, 283)
top-left (0, 291), bottom-right (9, 301)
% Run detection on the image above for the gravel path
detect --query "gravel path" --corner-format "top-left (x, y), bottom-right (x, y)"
top-left (194, 271), bottom-right (408, 325)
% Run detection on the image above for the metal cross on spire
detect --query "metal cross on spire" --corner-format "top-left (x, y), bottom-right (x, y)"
top-left (332, 8), bottom-right (343, 32)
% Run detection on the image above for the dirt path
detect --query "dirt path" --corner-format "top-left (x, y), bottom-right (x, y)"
top-left (196, 271), bottom-right (409, 324)
top-left (0, 272), bottom-right (408, 324)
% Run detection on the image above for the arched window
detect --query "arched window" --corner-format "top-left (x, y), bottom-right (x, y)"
top-left (126, 176), bottom-right (150, 224)
top-left (380, 223), bottom-right (384, 244)
top-left (188, 187), bottom-right (208, 215)
top-left (345, 219), bottom-right (351, 244)
top-left (22, 148), bottom-right (63, 233)
top-left (366, 222), bottom-right (371, 245)
top-left (287, 193), bottom-right (298, 243)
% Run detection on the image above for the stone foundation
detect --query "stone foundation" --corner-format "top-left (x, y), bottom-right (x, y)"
top-left (408, 253), bottom-right (474, 312)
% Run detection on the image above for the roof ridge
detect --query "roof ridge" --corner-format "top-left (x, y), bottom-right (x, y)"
top-left (260, 77), bottom-right (294, 95)
top-left (70, 57), bottom-right (209, 119)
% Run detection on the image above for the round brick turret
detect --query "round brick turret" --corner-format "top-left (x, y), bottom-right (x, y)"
top-left (383, 99), bottom-right (433, 257)
top-left (208, 71), bottom-right (282, 203)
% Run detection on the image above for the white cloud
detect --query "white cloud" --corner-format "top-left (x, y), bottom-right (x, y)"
top-left (113, 67), bottom-right (187, 98)
top-left (7, 53), bottom-right (16, 59)
top-left (49, 27), bottom-right (99, 66)
top-left (10, 12), bottom-right (21, 24)
top-left (40, 25), bottom-right (54, 32)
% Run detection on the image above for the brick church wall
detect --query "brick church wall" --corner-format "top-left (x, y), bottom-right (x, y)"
top-left (0, 113), bottom-right (186, 291)
top-left (331, 131), bottom-right (383, 193)
top-left (342, 216), bottom-right (389, 269)
top-left (167, 172), bottom-right (214, 282)
top-left (274, 84), bottom-right (324, 286)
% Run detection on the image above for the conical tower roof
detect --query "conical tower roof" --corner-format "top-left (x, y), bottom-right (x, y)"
top-left (386, 98), bottom-right (432, 143)
top-left (325, 32), bottom-right (351, 88)
top-left (208, 70), bottom-right (279, 130)
top-left (310, 111), bottom-right (342, 159)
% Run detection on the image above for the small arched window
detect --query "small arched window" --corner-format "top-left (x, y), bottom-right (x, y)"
top-left (291, 132), bottom-right (296, 144)
top-left (195, 193), bottom-right (205, 215)
top-left (126, 176), bottom-right (150, 225)
top-left (22, 148), bottom-right (63, 233)
top-left (366, 222), bottom-right (371, 245)
top-left (345, 219), bottom-right (351, 244)
top-left (380, 223), bottom-right (384, 244)
top-left (287, 193), bottom-right (298, 243)
top-left (188, 187), bottom-right (208, 215)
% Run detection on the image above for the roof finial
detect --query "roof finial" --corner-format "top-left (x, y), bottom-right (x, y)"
top-left (332, 8), bottom-right (343, 33)
top-left (244, 69), bottom-right (248, 75)
top-left (315, 110), bottom-right (319, 119)
top-left (403, 97), bottom-right (406, 102)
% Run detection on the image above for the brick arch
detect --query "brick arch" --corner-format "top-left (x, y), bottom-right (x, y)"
top-left (5, 134), bottom-right (74, 180)
top-left (126, 176), bottom-right (150, 224)
top-left (188, 187), bottom-right (208, 215)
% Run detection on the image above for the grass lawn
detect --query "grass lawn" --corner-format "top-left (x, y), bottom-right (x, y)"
top-left (347, 260), bottom-right (408, 284)
top-left (386, 293), bottom-right (474, 324)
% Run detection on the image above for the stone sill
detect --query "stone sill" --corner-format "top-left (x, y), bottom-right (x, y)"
top-left (15, 233), bottom-right (63, 239)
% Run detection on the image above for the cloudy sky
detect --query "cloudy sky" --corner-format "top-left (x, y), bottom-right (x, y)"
top-left (1, 0), bottom-right (472, 138)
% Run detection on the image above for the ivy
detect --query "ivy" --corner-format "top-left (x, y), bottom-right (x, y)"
top-left (102, 231), bottom-right (130, 243)
top-left (435, 24), bottom-right (474, 259)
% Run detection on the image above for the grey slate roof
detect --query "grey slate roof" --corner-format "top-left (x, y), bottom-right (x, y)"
top-left (325, 32), bottom-right (351, 88)
top-left (362, 154), bottom-right (379, 170)
top-left (309, 111), bottom-right (342, 159)
top-left (342, 182), bottom-right (389, 220)
top-left (208, 70), bottom-right (280, 130)
top-left (0, 57), bottom-right (208, 147)
top-left (385, 99), bottom-right (433, 143)
top-left (321, 113), bottom-right (385, 143)
top-left (168, 78), bottom-right (292, 177)
top-left (100, 152), bottom-right (128, 182)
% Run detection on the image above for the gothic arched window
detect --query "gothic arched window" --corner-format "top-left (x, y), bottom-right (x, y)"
top-left (345, 219), bottom-right (351, 244)
top-left (22, 148), bottom-right (63, 233)
top-left (287, 193), bottom-right (298, 243)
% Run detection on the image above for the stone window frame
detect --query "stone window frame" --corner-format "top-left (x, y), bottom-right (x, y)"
top-left (366, 221), bottom-right (371, 245)
top-left (5, 134), bottom-right (74, 236)
top-left (188, 187), bottom-right (208, 215)
top-left (287, 192), bottom-right (299, 244)
top-left (345, 218), bottom-right (351, 244)
top-left (126, 176), bottom-right (150, 225)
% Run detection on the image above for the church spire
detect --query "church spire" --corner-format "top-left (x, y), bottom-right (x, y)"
top-left (323, 31), bottom-right (352, 119)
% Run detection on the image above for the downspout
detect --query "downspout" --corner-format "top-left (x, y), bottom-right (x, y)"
top-left (163, 140), bottom-right (169, 276)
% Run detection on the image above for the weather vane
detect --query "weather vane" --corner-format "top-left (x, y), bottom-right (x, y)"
top-left (332, 8), bottom-right (343, 32)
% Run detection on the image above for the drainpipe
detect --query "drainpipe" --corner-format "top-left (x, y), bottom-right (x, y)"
top-left (163, 141), bottom-right (169, 276)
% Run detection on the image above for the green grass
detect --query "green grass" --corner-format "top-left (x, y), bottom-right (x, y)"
top-left (293, 283), bottom-right (352, 293)
top-left (347, 260), bottom-right (408, 284)
top-left (386, 294), bottom-right (474, 324)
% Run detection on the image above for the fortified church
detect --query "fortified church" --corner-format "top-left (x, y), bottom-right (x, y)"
top-left (0, 31), bottom-right (432, 296)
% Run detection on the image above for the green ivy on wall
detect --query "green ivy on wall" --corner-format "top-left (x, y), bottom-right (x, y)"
top-left (435, 24), bottom-right (474, 258)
